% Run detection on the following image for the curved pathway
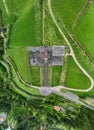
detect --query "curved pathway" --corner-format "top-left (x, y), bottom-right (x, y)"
top-left (48, 0), bottom-right (94, 92)
top-left (3, 0), bottom-right (9, 14)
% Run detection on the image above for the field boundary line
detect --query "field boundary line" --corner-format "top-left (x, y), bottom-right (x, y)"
top-left (42, 0), bottom-right (45, 45)
top-left (3, 0), bottom-right (10, 14)
top-left (72, 0), bottom-right (93, 29)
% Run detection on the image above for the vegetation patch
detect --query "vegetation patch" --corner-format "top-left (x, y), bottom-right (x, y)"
top-left (51, 0), bottom-right (94, 97)
top-left (52, 66), bottom-right (62, 86)
top-left (65, 57), bottom-right (91, 89)
top-left (51, 0), bottom-right (86, 30)
top-left (74, 3), bottom-right (94, 61)
top-left (30, 66), bottom-right (41, 86)
top-left (7, 48), bottom-right (32, 83)
top-left (10, 0), bottom-right (42, 47)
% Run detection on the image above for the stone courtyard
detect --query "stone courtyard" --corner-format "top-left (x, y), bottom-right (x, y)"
top-left (28, 46), bottom-right (65, 66)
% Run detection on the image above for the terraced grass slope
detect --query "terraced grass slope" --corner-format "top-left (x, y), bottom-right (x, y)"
top-left (65, 57), bottom-right (90, 89)
top-left (10, 0), bottom-right (42, 47)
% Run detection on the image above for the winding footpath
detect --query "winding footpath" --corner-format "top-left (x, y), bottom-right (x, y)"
top-left (72, 0), bottom-right (94, 29)
top-left (48, 0), bottom-right (94, 92)
top-left (3, 0), bottom-right (10, 14)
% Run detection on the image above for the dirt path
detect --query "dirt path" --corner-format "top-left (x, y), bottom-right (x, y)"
top-left (3, 0), bottom-right (10, 14)
top-left (42, 0), bottom-right (45, 45)
top-left (48, 0), bottom-right (94, 92)
top-left (72, 0), bottom-right (94, 29)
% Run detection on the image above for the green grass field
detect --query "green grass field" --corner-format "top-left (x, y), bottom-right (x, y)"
top-left (7, 48), bottom-right (32, 83)
top-left (5, 0), bottom-right (27, 14)
top-left (51, 0), bottom-right (86, 30)
top-left (73, 2), bottom-right (94, 61)
top-left (65, 57), bottom-right (90, 89)
top-left (30, 66), bottom-right (41, 86)
top-left (0, 0), bottom-right (27, 25)
top-left (52, 66), bottom-right (62, 86)
top-left (10, 0), bottom-right (42, 47)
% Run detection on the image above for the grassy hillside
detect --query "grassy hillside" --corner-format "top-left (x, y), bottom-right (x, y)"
top-left (74, 2), bottom-right (94, 61)
top-left (10, 0), bottom-right (42, 47)
top-left (7, 48), bottom-right (32, 83)
top-left (51, 0), bottom-right (94, 96)
top-left (51, 0), bottom-right (94, 64)
top-left (65, 57), bottom-right (90, 89)
top-left (51, 0), bottom-right (86, 30)
top-left (0, 0), bottom-right (27, 24)
top-left (52, 66), bottom-right (62, 86)
top-left (7, 0), bottom-right (42, 84)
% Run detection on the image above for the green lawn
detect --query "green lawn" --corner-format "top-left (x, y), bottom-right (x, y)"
top-left (52, 66), bottom-right (62, 86)
top-left (10, 0), bottom-right (42, 47)
top-left (30, 66), bottom-right (41, 86)
top-left (7, 48), bottom-right (32, 83)
top-left (51, 0), bottom-right (86, 30)
top-left (65, 57), bottom-right (91, 89)
top-left (74, 3), bottom-right (94, 61)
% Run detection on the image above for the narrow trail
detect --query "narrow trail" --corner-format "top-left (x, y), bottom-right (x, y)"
top-left (72, 0), bottom-right (94, 29)
top-left (3, 0), bottom-right (10, 14)
top-left (48, 0), bottom-right (94, 92)
top-left (42, 0), bottom-right (45, 45)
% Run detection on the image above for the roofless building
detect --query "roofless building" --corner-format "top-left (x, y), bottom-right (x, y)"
top-left (28, 46), bottom-right (65, 66)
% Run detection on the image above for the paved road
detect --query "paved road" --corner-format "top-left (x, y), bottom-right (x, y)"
top-left (52, 89), bottom-right (94, 111)
top-left (48, 0), bottom-right (94, 92)
top-left (39, 86), bottom-right (94, 110)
